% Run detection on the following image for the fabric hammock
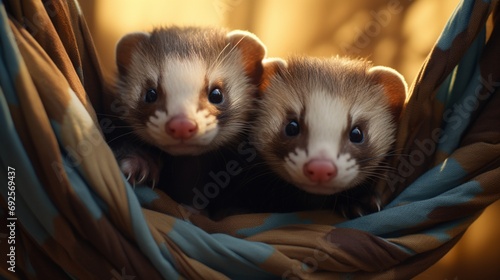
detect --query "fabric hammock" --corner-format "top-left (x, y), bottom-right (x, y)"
top-left (1, 0), bottom-right (499, 279)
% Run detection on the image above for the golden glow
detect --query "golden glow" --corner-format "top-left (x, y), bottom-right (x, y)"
top-left (415, 200), bottom-right (500, 279)
top-left (81, 0), bottom-right (461, 81)
top-left (96, 0), bottom-right (221, 33)
top-left (79, 1), bottom-right (500, 277)
top-left (86, 0), bottom-right (225, 78)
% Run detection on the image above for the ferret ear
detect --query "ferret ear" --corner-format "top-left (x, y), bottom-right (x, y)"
top-left (258, 57), bottom-right (287, 95)
top-left (226, 30), bottom-right (267, 85)
top-left (368, 66), bottom-right (408, 119)
top-left (263, 57), bottom-right (288, 68)
top-left (116, 32), bottom-right (150, 76)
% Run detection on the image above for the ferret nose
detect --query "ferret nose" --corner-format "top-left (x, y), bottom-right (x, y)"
top-left (303, 159), bottom-right (337, 183)
top-left (166, 116), bottom-right (198, 140)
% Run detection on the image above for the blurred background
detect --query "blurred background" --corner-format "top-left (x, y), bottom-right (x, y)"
top-left (80, 0), bottom-right (500, 278)
top-left (80, 0), bottom-right (461, 84)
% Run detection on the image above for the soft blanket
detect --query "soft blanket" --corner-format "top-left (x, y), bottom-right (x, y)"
top-left (0, 0), bottom-right (499, 279)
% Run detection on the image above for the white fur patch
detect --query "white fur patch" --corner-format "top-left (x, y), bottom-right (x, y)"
top-left (306, 90), bottom-right (346, 158)
top-left (144, 56), bottom-right (220, 154)
top-left (282, 90), bottom-right (360, 194)
top-left (163, 57), bottom-right (205, 116)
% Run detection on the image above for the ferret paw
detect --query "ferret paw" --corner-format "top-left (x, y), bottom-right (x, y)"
top-left (336, 191), bottom-right (382, 219)
top-left (119, 153), bottom-right (160, 189)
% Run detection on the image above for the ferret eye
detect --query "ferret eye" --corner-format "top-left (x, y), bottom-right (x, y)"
top-left (285, 120), bottom-right (300, 137)
top-left (349, 126), bottom-right (364, 144)
top-left (144, 89), bottom-right (158, 103)
top-left (208, 88), bottom-right (224, 104)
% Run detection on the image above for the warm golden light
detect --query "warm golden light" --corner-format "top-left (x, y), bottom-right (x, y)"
top-left (81, 0), bottom-right (460, 83)
top-left (84, 0), bottom-right (225, 79)
top-left (79, 1), bottom-right (500, 278)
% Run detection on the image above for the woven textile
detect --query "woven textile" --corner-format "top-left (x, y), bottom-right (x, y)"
top-left (1, 0), bottom-right (499, 279)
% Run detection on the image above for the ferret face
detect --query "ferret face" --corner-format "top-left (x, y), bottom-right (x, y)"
top-left (115, 27), bottom-right (265, 155)
top-left (254, 57), bottom-right (407, 195)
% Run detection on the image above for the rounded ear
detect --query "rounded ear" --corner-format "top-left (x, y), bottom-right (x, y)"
top-left (258, 57), bottom-right (287, 95)
top-left (368, 66), bottom-right (408, 119)
top-left (226, 30), bottom-right (267, 85)
top-left (263, 57), bottom-right (287, 68)
top-left (116, 32), bottom-right (150, 76)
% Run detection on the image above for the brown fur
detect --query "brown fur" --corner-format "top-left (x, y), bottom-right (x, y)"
top-left (113, 26), bottom-right (266, 154)
top-left (253, 56), bottom-right (408, 193)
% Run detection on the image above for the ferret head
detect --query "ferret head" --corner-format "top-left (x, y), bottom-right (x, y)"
top-left (253, 56), bottom-right (407, 195)
top-left (114, 26), bottom-right (266, 155)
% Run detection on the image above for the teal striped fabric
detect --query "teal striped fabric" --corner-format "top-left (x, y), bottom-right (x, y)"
top-left (1, 0), bottom-right (499, 279)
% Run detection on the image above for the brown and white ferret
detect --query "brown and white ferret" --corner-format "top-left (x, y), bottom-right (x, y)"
top-left (111, 26), bottom-right (266, 185)
top-left (252, 56), bottom-right (407, 204)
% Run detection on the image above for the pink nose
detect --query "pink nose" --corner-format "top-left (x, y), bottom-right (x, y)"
top-left (165, 116), bottom-right (198, 140)
top-left (303, 159), bottom-right (337, 183)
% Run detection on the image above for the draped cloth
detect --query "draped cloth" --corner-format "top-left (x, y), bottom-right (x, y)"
top-left (1, 0), bottom-right (499, 279)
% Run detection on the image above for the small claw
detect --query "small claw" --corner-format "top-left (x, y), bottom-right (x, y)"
top-left (374, 196), bottom-right (382, 212)
top-left (356, 208), bottom-right (364, 217)
top-left (151, 179), bottom-right (156, 190)
top-left (138, 172), bottom-right (147, 184)
top-left (340, 207), bottom-right (348, 218)
top-left (125, 172), bottom-right (132, 182)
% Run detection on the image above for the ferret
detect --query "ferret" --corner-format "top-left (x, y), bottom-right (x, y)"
top-left (251, 56), bottom-right (407, 214)
top-left (110, 26), bottom-right (266, 187)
